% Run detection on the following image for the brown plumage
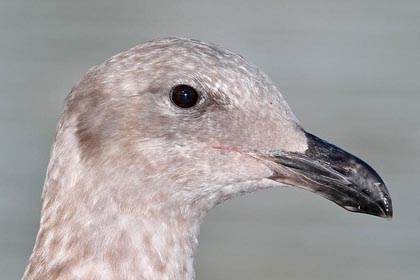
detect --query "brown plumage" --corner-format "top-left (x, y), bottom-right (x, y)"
top-left (22, 38), bottom-right (392, 280)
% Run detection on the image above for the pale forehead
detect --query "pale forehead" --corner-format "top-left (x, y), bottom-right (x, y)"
top-left (77, 38), bottom-right (296, 123)
top-left (118, 37), bottom-right (253, 72)
top-left (103, 38), bottom-right (278, 99)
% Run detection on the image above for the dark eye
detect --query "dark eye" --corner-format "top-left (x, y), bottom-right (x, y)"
top-left (170, 85), bottom-right (199, 109)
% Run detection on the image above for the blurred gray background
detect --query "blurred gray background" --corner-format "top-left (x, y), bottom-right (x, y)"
top-left (1, 0), bottom-right (419, 279)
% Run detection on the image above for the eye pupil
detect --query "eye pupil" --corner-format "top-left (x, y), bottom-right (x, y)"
top-left (171, 85), bottom-right (199, 108)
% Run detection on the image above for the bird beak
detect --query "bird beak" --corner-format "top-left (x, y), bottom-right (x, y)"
top-left (259, 132), bottom-right (393, 219)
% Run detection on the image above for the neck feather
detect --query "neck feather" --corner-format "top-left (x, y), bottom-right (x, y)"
top-left (22, 126), bottom-right (202, 280)
top-left (23, 183), bottom-right (201, 280)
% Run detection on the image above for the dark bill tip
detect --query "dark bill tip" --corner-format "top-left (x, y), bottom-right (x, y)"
top-left (264, 132), bottom-right (393, 219)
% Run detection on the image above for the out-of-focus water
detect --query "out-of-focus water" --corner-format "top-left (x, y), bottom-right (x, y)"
top-left (1, 1), bottom-right (419, 279)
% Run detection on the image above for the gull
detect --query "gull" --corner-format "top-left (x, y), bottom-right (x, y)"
top-left (22, 37), bottom-right (392, 280)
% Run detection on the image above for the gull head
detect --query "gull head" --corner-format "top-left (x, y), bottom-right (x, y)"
top-left (63, 37), bottom-right (392, 219)
top-left (22, 37), bottom-right (393, 280)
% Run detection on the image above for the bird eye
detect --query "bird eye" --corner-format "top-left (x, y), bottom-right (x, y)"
top-left (170, 85), bottom-right (199, 109)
